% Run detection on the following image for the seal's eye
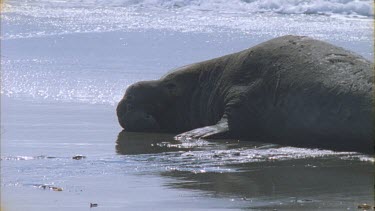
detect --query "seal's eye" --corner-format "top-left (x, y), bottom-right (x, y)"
top-left (166, 83), bottom-right (176, 90)
top-left (145, 114), bottom-right (152, 119)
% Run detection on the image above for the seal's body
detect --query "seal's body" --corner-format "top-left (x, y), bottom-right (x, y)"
top-left (117, 35), bottom-right (373, 153)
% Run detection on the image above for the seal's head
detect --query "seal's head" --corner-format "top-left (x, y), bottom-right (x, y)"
top-left (117, 81), bottom-right (164, 132)
top-left (117, 65), bottom-right (199, 132)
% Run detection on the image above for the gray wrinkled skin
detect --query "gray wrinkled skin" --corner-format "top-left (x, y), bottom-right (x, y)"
top-left (117, 35), bottom-right (373, 153)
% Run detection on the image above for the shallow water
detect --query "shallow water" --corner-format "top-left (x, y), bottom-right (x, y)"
top-left (1, 0), bottom-right (374, 210)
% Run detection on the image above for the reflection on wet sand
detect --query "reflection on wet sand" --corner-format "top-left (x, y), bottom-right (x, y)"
top-left (162, 161), bottom-right (374, 209)
top-left (115, 131), bottom-right (374, 210)
top-left (116, 130), bottom-right (183, 155)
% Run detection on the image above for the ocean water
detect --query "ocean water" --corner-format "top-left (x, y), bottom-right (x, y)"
top-left (1, 0), bottom-right (374, 210)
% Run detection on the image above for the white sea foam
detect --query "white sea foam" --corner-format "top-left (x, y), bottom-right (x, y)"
top-left (126, 142), bottom-right (374, 173)
top-left (6, 0), bottom-right (373, 17)
top-left (2, 0), bottom-right (372, 41)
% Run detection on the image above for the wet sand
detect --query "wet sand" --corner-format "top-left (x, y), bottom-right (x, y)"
top-left (2, 96), bottom-right (374, 210)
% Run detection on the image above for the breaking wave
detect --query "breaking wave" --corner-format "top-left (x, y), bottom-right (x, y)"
top-left (6, 0), bottom-right (373, 17)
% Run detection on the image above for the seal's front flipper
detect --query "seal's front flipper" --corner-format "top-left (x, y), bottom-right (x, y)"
top-left (175, 119), bottom-right (229, 140)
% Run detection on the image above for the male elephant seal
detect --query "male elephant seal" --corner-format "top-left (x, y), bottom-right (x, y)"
top-left (117, 35), bottom-right (374, 153)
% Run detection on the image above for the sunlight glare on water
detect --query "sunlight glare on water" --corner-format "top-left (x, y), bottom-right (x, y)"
top-left (1, 0), bottom-right (373, 106)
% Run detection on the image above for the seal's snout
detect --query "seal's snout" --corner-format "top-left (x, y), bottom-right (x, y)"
top-left (116, 99), bottom-right (128, 129)
top-left (120, 110), bottom-right (160, 132)
top-left (116, 97), bottom-right (160, 132)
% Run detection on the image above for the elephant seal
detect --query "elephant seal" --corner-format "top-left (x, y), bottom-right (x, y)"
top-left (117, 35), bottom-right (374, 153)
